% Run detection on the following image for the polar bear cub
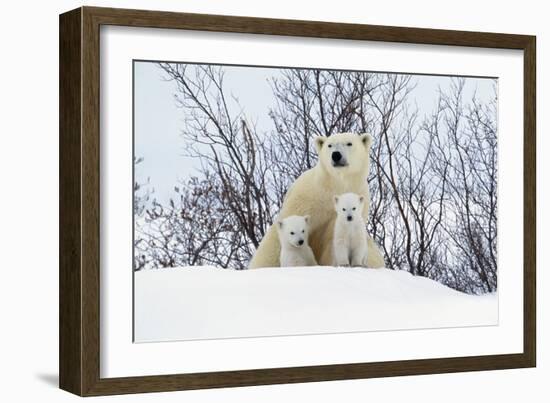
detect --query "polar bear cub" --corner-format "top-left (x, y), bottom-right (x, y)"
top-left (277, 215), bottom-right (318, 267)
top-left (333, 193), bottom-right (369, 267)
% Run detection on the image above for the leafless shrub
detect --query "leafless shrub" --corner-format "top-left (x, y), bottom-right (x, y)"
top-left (134, 64), bottom-right (497, 294)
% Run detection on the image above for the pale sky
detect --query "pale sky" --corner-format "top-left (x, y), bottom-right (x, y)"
top-left (134, 61), bottom-right (495, 205)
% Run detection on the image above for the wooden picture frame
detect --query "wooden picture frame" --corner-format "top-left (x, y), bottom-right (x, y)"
top-left (59, 6), bottom-right (536, 396)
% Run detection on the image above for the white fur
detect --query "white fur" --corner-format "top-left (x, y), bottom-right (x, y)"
top-left (277, 215), bottom-right (318, 267)
top-left (332, 193), bottom-right (369, 267)
top-left (249, 132), bottom-right (385, 269)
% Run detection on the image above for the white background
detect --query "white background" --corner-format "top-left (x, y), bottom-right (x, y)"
top-left (101, 25), bottom-right (521, 377)
top-left (0, 0), bottom-right (546, 401)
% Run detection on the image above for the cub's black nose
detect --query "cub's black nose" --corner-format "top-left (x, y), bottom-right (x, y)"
top-left (347, 216), bottom-right (353, 222)
top-left (332, 151), bottom-right (342, 162)
top-left (298, 239), bottom-right (304, 245)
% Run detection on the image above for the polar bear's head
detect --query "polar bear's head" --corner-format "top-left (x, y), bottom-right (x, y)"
top-left (277, 215), bottom-right (311, 248)
top-left (314, 133), bottom-right (373, 177)
top-left (334, 193), bottom-right (365, 223)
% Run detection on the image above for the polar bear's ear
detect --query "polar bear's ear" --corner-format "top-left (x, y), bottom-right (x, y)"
top-left (359, 196), bottom-right (365, 204)
top-left (360, 133), bottom-right (373, 149)
top-left (314, 136), bottom-right (326, 154)
top-left (333, 195), bottom-right (339, 205)
top-left (277, 221), bottom-right (284, 230)
top-left (304, 215), bottom-right (310, 225)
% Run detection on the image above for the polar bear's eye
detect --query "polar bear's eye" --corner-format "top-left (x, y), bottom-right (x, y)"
top-left (301, 230), bottom-right (305, 233)
top-left (352, 207), bottom-right (356, 211)
top-left (328, 144), bottom-right (333, 148)
top-left (342, 208), bottom-right (346, 212)
top-left (290, 231), bottom-right (295, 235)
top-left (347, 142), bottom-right (353, 146)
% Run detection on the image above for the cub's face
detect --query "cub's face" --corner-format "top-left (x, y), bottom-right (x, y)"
top-left (334, 193), bottom-right (364, 223)
top-left (277, 215), bottom-right (310, 248)
top-left (314, 133), bottom-right (373, 176)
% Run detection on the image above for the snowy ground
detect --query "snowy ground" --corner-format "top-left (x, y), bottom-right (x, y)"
top-left (134, 266), bottom-right (498, 343)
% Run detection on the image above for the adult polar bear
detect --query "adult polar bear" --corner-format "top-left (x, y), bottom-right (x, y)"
top-left (249, 132), bottom-right (385, 269)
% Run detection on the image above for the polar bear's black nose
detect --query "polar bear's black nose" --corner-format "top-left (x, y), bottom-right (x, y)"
top-left (298, 239), bottom-right (304, 245)
top-left (347, 216), bottom-right (353, 222)
top-left (332, 151), bottom-right (342, 162)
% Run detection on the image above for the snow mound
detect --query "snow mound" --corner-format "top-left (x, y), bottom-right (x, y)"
top-left (134, 266), bottom-right (497, 343)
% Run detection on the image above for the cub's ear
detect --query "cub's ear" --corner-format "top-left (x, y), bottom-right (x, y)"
top-left (360, 133), bottom-right (373, 149)
top-left (333, 195), bottom-right (339, 205)
top-left (304, 215), bottom-right (310, 225)
top-left (359, 196), bottom-right (365, 204)
top-left (314, 136), bottom-right (326, 154)
top-left (277, 221), bottom-right (284, 229)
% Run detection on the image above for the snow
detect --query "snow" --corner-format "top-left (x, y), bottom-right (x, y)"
top-left (134, 266), bottom-right (498, 343)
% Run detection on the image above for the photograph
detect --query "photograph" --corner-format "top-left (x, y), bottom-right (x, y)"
top-left (54, 4), bottom-right (537, 397)
top-left (133, 60), bottom-right (499, 342)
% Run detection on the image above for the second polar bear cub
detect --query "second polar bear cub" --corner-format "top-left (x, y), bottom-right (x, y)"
top-left (333, 193), bottom-right (369, 267)
top-left (277, 215), bottom-right (318, 267)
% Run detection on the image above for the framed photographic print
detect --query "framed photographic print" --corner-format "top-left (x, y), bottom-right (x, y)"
top-left (59, 6), bottom-right (536, 396)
